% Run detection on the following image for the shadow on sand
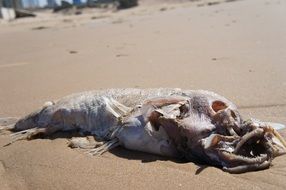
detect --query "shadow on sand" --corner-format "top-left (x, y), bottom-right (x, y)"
top-left (1, 129), bottom-right (213, 174)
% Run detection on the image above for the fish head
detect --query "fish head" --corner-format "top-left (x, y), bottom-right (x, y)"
top-left (156, 98), bottom-right (286, 173)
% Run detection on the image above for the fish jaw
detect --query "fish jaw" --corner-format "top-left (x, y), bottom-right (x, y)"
top-left (199, 122), bottom-right (286, 173)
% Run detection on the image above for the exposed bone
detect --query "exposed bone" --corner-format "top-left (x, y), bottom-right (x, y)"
top-left (212, 108), bottom-right (241, 136)
top-left (263, 126), bottom-right (286, 148)
top-left (233, 128), bottom-right (264, 154)
top-left (10, 128), bottom-right (39, 139)
top-left (108, 97), bottom-right (132, 115)
top-left (3, 128), bottom-right (38, 146)
top-left (226, 126), bottom-right (238, 136)
top-left (88, 138), bottom-right (120, 155)
top-left (202, 134), bottom-right (239, 150)
top-left (219, 151), bottom-right (268, 165)
top-left (9, 125), bottom-right (62, 146)
top-left (103, 97), bottom-right (123, 119)
top-left (223, 161), bottom-right (271, 174)
top-left (262, 139), bottom-right (276, 158)
top-left (263, 133), bottom-right (286, 157)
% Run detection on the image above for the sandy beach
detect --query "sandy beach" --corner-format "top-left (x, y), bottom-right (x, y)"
top-left (1, 0), bottom-right (286, 189)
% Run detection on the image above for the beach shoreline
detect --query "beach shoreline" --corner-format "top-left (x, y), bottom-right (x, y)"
top-left (1, 0), bottom-right (286, 189)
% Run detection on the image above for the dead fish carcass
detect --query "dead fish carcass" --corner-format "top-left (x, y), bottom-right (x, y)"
top-left (1, 88), bottom-right (285, 173)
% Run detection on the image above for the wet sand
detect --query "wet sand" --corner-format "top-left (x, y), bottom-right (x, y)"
top-left (1, 0), bottom-right (286, 189)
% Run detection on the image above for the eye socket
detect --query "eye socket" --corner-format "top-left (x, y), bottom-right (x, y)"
top-left (179, 103), bottom-right (190, 118)
top-left (212, 100), bottom-right (227, 113)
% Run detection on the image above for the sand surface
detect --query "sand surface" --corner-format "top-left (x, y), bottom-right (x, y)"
top-left (0, 0), bottom-right (286, 189)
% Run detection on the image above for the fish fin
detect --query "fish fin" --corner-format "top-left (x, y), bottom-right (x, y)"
top-left (87, 138), bottom-right (120, 155)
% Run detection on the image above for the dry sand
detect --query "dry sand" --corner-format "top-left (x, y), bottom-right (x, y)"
top-left (0, 0), bottom-right (286, 189)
